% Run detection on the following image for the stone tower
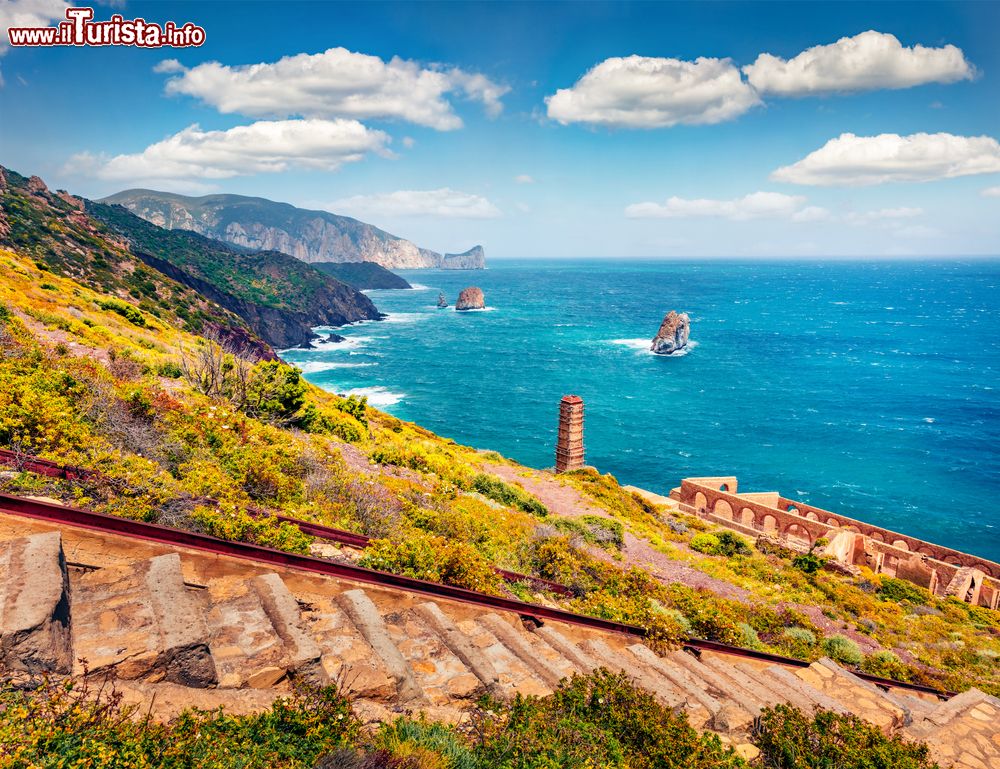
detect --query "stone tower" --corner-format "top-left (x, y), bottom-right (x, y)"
top-left (555, 395), bottom-right (585, 473)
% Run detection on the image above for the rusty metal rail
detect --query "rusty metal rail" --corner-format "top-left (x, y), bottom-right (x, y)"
top-left (0, 490), bottom-right (953, 698)
top-left (0, 450), bottom-right (572, 596)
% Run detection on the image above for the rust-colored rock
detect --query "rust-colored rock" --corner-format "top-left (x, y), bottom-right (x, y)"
top-left (455, 287), bottom-right (485, 311)
top-left (651, 311), bottom-right (690, 355)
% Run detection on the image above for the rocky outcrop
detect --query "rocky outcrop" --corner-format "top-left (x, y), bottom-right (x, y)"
top-left (455, 287), bottom-right (485, 311)
top-left (651, 311), bottom-right (690, 355)
top-left (101, 190), bottom-right (486, 270)
top-left (442, 246), bottom-right (486, 270)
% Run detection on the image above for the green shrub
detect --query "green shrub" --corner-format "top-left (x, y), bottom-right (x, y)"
top-left (716, 531), bottom-right (751, 557)
top-left (335, 394), bottom-right (368, 426)
top-left (861, 650), bottom-right (912, 681)
top-left (359, 535), bottom-right (504, 594)
top-left (475, 669), bottom-right (746, 769)
top-left (753, 704), bottom-right (937, 769)
top-left (97, 297), bottom-right (147, 327)
top-left (242, 361), bottom-right (307, 424)
top-left (738, 622), bottom-right (763, 650)
top-left (690, 532), bottom-right (721, 554)
top-left (372, 718), bottom-right (477, 769)
top-left (189, 504), bottom-right (313, 554)
top-left (877, 577), bottom-right (931, 605)
top-left (156, 360), bottom-right (184, 379)
top-left (471, 473), bottom-right (548, 517)
top-left (822, 634), bottom-right (863, 666)
top-left (782, 627), bottom-right (817, 646)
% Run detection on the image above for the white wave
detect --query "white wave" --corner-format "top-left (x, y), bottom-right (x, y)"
top-left (346, 386), bottom-right (405, 407)
top-left (452, 306), bottom-right (497, 312)
top-left (382, 312), bottom-right (429, 324)
top-left (296, 361), bottom-right (378, 373)
top-left (407, 283), bottom-right (432, 291)
top-left (610, 338), bottom-right (651, 350)
top-left (609, 338), bottom-right (698, 357)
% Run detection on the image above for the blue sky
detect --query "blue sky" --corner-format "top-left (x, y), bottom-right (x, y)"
top-left (2, 0), bottom-right (999, 258)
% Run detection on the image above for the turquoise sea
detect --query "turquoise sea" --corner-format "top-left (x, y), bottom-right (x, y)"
top-left (280, 259), bottom-right (1000, 563)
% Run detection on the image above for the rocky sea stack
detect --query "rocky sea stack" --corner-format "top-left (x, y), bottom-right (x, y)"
top-left (455, 287), bottom-right (486, 311)
top-left (651, 311), bottom-right (690, 355)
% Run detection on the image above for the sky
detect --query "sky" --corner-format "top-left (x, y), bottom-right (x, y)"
top-left (1, 0), bottom-right (999, 258)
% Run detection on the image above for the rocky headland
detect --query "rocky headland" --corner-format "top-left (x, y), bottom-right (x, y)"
top-left (651, 311), bottom-right (690, 355)
top-left (101, 189), bottom-right (487, 270)
top-left (455, 287), bottom-right (486, 311)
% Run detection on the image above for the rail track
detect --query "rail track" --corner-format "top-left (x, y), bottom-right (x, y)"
top-left (0, 487), bottom-right (952, 698)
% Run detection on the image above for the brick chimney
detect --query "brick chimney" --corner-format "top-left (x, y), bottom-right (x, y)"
top-left (555, 395), bottom-right (585, 473)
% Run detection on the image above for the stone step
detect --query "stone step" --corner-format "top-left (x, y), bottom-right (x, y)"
top-left (628, 644), bottom-right (728, 717)
top-left (203, 573), bottom-right (327, 688)
top-left (456, 614), bottom-right (555, 698)
top-left (800, 658), bottom-right (907, 728)
top-left (531, 624), bottom-right (599, 673)
top-left (415, 602), bottom-right (501, 696)
top-left (581, 639), bottom-right (686, 710)
top-left (765, 664), bottom-right (849, 715)
top-left (336, 589), bottom-right (427, 705)
top-left (668, 649), bottom-right (767, 715)
top-left (0, 531), bottom-right (72, 674)
top-left (71, 553), bottom-right (216, 686)
top-left (301, 593), bottom-right (398, 701)
top-left (479, 613), bottom-right (568, 689)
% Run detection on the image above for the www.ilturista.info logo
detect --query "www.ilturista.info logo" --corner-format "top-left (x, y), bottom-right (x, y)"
top-left (7, 7), bottom-right (205, 48)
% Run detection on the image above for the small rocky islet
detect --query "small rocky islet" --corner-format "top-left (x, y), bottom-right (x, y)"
top-left (651, 310), bottom-right (690, 355)
top-left (455, 286), bottom-right (486, 311)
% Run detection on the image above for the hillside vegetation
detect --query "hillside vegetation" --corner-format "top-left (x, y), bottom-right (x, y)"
top-left (0, 240), bottom-right (997, 701)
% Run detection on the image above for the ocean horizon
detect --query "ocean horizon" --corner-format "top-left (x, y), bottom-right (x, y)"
top-left (280, 258), bottom-right (1000, 563)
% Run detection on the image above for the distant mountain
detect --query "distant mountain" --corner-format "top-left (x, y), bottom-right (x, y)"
top-left (101, 189), bottom-right (486, 270)
top-left (86, 201), bottom-right (381, 349)
top-left (312, 262), bottom-right (412, 290)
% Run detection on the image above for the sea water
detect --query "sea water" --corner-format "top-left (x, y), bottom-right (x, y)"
top-left (280, 259), bottom-right (1000, 562)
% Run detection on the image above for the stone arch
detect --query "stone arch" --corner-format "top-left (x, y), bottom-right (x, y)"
top-left (762, 514), bottom-right (778, 534)
top-left (843, 525), bottom-right (861, 534)
top-left (804, 511), bottom-right (818, 521)
top-left (719, 483), bottom-right (731, 492)
top-left (917, 547), bottom-right (935, 557)
top-left (826, 517), bottom-right (840, 527)
top-left (870, 531), bottom-right (885, 542)
top-left (784, 523), bottom-right (812, 547)
top-left (892, 539), bottom-right (909, 551)
top-left (740, 507), bottom-right (755, 527)
top-left (786, 505), bottom-right (799, 515)
top-left (713, 498), bottom-right (734, 521)
top-left (694, 492), bottom-right (708, 513)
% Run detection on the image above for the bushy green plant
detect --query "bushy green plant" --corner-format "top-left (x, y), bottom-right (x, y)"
top-left (822, 634), bottom-right (863, 666)
top-left (738, 622), bottom-right (763, 650)
top-left (155, 360), bottom-right (184, 379)
top-left (97, 297), bottom-right (147, 327)
top-left (242, 360), bottom-right (307, 424)
top-left (475, 669), bottom-right (746, 769)
top-left (861, 650), bottom-right (912, 682)
top-left (359, 534), bottom-right (505, 594)
top-left (372, 718), bottom-right (477, 769)
top-left (190, 504), bottom-right (313, 554)
top-left (780, 627), bottom-right (818, 658)
top-left (690, 532), bottom-right (721, 554)
top-left (471, 473), bottom-right (548, 517)
top-left (752, 704), bottom-right (937, 769)
top-left (335, 394), bottom-right (368, 426)
top-left (716, 531), bottom-right (751, 557)
top-left (877, 577), bottom-right (931, 605)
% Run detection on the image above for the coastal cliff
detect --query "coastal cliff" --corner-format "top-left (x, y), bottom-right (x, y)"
top-left (101, 189), bottom-right (486, 270)
top-left (651, 311), bottom-right (690, 355)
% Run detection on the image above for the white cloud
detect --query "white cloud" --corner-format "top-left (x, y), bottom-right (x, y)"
top-left (845, 206), bottom-right (923, 225)
top-left (514, 174), bottom-right (535, 184)
top-left (328, 188), bottom-right (502, 219)
top-left (1, 0), bottom-right (67, 54)
top-left (401, 136), bottom-right (416, 149)
top-left (153, 58), bottom-right (185, 74)
top-left (64, 119), bottom-right (389, 182)
top-left (625, 191), bottom-right (822, 221)
top-left (772, 132), bottom-right (1000, 186)
top-left (982, 186), bottom-right (1000, 198)
top-left (546, 55), bottom-right (760, 128)
top-left (161, 47), bottom-right (508, 131)
top-left (744, 31), bottom-right (974, 96)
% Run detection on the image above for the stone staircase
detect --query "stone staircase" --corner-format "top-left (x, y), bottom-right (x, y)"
top-left (1, 531), bottom-right (997, 768)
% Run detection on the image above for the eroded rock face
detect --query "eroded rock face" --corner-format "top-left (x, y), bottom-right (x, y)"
top-left (651, 311), bottom-right (690, 355)
top-left (455, 287), bottom-right (485, 311)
